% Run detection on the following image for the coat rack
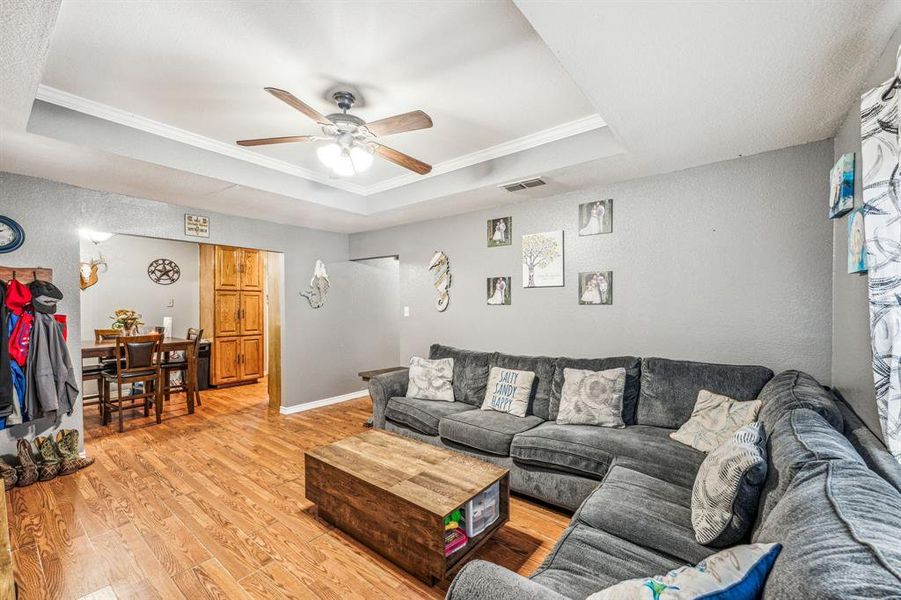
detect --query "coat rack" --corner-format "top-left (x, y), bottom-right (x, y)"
top-left (0, 267), bottom-right (53, 284)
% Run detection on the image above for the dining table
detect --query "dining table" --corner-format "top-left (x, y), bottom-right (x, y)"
top-left (81, 336), bottom-right (198, 414)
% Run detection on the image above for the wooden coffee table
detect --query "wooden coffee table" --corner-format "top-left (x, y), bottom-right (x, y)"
top-left (305, 429), bottom-right (510, 584)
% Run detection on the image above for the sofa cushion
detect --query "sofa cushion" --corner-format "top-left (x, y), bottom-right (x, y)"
top-left (755, 408), bottom-right (864, 531)
top-left (510, 422), bottom-right (706, 488)
top-left (757, 370), bottom-right (842, 434)
top-left (406, 356), bottom-right (455, 401)
top-left (384, 397), bottom-right (472, 436)
top-left (670, 390), bottom-right (761, 452)
top-left (491, 352), bottom-right (556, 419)
top-left (530, 523), bottom-right (683, 599)
top-left (692, 423), bottom-right (767, 547)
top-left (637, 357), bottom-right (773, 429)
top-left (549, 356), bottom-right (641, 423)
top-left (429, 344), bottom-right (491, 406)
top-left (439, 409), bottom-right (543, 456)
top-left (754, 460), bottom-right (901, 599)
top-left (481, 367), bottom-right (535, 417)
top-left (556, 367), bottom-right (626, 428)
top-left (577, 465), bottom-right (714, 564)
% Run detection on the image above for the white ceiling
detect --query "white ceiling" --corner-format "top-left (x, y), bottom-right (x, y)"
top-left (1, 1), bottom-right (899, 233)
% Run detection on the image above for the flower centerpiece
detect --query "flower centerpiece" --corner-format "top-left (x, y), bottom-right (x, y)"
top-left (110, 309), bottom-right (144, 335)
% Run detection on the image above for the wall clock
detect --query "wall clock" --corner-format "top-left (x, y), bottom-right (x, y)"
top-left (0, 216), bottom-right (25, 254)
top-left (147, 258), bottom-right (180, 285)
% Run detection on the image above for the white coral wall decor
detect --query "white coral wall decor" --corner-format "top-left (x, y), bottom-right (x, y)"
top-left (300, 259), bottom-right (330, 308)
top-left (429, 251), bottom-right (451, 312)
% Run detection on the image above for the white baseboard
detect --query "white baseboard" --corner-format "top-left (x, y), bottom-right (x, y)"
top-left (279, 389), bottom-right (369, 415)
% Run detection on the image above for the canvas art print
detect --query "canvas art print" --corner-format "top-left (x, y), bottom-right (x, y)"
top-left (487, 217), bottom-right (512, 247)
top-left (522, 230), bottom-right (564, 287)
top-left (579, 271), bottom-right (612, 305)
top-left (848, 208), bottom-right (867, 273)
top-left (828, 153), bottom-right (855, 219)
top-left (486, 276), bottom-right (512, 305)
top-left (579, 199), bottom-right (612, 236)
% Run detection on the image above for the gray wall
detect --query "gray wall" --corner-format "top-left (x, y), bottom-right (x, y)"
top-left (350, 140), bottom-right (835, 382)
top-left (0, 171), bottom-right (394, 455)
top-left (831, 29), bottom-right (900, 442)
top-left (79, 234), bottom-right (200, 339)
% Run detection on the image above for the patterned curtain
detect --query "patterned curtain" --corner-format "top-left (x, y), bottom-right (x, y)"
top-left (861, 46), bottom-right (901, 461)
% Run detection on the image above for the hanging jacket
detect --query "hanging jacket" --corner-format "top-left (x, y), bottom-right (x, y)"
top-left (24, 313), bottom-right (77, 419)
top-left (0, 281), bottom-right (12, 418)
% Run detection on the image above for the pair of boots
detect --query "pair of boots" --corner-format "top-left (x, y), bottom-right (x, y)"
top-left (0, 429), bottom-right (95, 490)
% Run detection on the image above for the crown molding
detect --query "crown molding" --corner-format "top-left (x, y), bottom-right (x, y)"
top-left (363, 113), bottom-right (606, 194)
top-left (34, 85), bottom-right (606, 197)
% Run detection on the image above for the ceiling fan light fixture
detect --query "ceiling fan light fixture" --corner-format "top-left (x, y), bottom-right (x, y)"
top-left (349, 145), bottom-right (374, 172)
top-left (332, 150), bottom-right (356, 177)
top-left (316, 142), bottom-right (342, 168)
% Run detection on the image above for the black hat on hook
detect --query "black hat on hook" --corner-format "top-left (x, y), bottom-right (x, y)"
top-left (29, 279), bottom-right (63, 314)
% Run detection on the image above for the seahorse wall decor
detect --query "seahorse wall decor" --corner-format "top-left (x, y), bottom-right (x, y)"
top-left (300, 259), bottom-right (330, 309)
top-left (428, 250), bottom-right (451, 312)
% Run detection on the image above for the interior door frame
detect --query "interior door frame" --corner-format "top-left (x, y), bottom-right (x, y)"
top-left (265, 251), bottom-right (283, 410)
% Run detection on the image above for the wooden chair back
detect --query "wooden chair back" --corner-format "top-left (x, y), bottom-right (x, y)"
top-left (94, 329), bottom-right (120, 343)
top-left (187, 328), bottom-right (204, 354)
top-left (113, 333), bottom-right (162, 377)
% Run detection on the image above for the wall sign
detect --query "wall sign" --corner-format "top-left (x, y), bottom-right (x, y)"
top-left (185, 214), bottom-right (209, 238)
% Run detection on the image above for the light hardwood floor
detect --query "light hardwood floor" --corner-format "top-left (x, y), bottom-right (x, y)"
top-left (8, 382), bottom-right (571, 599)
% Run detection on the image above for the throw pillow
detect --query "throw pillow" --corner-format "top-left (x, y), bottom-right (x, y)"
top-left (556, 367), bottom-right (626, 427)
top-left (407, 356), bottom-right (454, 401)
top-left (692, 422), bottom-right (768, 546)
top-left (671, 390), bottom-right (762, 452)
top-left (481, 367), bottom-right (535, 417)
top-left (587, 543), bottom-right (782, 600)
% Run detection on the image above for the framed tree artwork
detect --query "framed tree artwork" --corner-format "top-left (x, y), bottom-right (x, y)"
top-left (522, 230), bottom-right (563, 287)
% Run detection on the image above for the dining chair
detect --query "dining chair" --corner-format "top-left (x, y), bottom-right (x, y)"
top-left (101, 333), bottom-right (163, 432)
top-left (161, 328), bottom-right (203, 408)
top-left (83, 329), bottom-right (124, 414)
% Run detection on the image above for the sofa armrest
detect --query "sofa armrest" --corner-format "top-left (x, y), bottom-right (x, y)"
top-left (367, 369), bottom-right (409, 429)
top-left (445, 561), bottom-right (569, 600)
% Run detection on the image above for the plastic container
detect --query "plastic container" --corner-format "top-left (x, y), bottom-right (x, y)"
top-left (464, 481), bottom-right (500, 538)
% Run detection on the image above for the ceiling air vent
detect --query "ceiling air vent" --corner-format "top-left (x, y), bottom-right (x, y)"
top-left (500, 177), bottom-right (546, 192)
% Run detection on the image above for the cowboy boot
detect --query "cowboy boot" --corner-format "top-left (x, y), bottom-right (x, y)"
top-left (15, 439), bottom-right (38, 487)
top-left (34, 436), bottom-right (62, 481)
top-left (55, 430), bottom-right (80, 475)
top-left (62, 429), bottom-right (94, 471)
top-left (0, 458), bottom-right (17, 490)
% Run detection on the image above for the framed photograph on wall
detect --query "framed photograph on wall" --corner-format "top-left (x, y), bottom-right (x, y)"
top-left (486, 276), bottom-right (512, 305)
top-left (522, 230), bottom-right (564, 287)
top-left (578, 199), bottom-right (612, 236)
top-left (847, 208), bottom-right (867, 273)
top-left (578, 271), bottom-right (612, 305)
top-left (487, 217), bottom-right (512, 247)
top-left (828, 153), bottom-right (854, 219)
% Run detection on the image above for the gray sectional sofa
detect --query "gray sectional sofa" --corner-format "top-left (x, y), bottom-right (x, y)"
top-left (368, 344), bottom-right (901, 599)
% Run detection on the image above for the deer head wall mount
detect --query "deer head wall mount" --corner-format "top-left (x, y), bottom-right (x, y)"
top-left (79, 254), bottom-right (108, 290)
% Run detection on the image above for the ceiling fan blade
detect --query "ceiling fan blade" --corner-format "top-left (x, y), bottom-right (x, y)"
top-left (365, 110), bottom-right (433, 137)
top-left (236, 135), bottom-right (318, 147)
top-left (264, 87), bottom-right (332, 125)
top-left (373, 143), bottom-right (432, 175)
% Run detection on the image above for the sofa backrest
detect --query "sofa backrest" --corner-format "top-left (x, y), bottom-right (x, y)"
top-left (636, 357), bottom-right (774, 429)
top-left (838, 398), bottom-right (901, 494)
top-left (754, 408), bottom-right (862, 530)
top-left (754, 460), bottom-right (901, 599)
top-left (548, 356), bottom-right (641, 423)
top-left (756, 370), bottom-right (843, 434)
top-left (429, 344), bottom-right (491, 406)
top-left (489, 352), bottom-right (556, 419)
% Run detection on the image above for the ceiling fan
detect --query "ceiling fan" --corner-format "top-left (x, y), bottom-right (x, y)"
top-left (237, 88), bottom-right (433, 177)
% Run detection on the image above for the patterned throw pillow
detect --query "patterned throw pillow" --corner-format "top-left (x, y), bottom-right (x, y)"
top-left (556, 367), bottom-right (626, 427)
top-left (692, 422), bottom-right (768, 546)
top-left (671, 390), bottom-right (762, 452)
top-left (481, 367), bottom-right (535, 417)
top-left (587, 543), bottom-right (782, 599)
top-left (407, 356), bottom-right (454, 401)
